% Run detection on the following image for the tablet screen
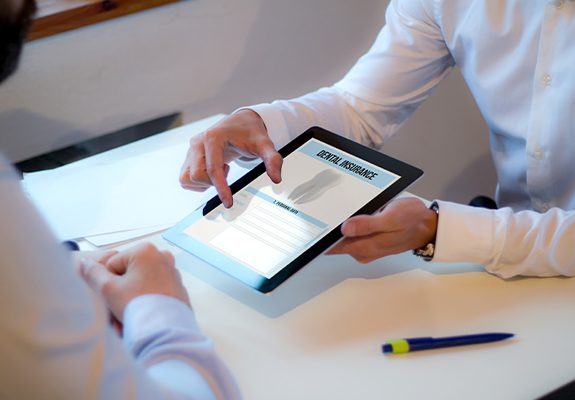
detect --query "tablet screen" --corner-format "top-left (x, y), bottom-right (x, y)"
top-left (181, 138), bottom-right (400, 279)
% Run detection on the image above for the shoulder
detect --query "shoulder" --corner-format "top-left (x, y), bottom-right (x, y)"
top-left (390, 0), bottom-right (440, 26)
top-left (391, 0), bottom-right (479, 31)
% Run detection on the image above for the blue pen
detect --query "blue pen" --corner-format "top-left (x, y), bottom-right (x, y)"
top-left (382, 333), bottom-right (514, 354)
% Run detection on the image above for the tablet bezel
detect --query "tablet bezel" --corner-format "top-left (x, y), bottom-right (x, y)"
top-left (163, 126), bottom-right (423, 293)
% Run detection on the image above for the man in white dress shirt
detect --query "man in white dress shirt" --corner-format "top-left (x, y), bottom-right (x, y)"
top-left (0, 1), bottom-right (240, 398)
top-left (180, 0), bottom-right (575, 278)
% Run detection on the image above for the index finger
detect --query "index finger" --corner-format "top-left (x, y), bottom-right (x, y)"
top-left (204, 135), bottom-right (233, 208)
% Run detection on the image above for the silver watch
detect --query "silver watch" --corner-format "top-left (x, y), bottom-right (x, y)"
top-left (413, 201), bottom-right (439, 261)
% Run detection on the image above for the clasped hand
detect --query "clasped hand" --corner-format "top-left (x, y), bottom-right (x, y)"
top-left (74, 243), bottom-right (190, 323)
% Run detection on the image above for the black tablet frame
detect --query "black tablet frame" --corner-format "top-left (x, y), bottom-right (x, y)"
top-left (169, 126), bottom-right (423, 293)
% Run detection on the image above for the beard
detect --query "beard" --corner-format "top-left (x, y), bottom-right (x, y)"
top-left (0, 0), bottom-right (37, 84)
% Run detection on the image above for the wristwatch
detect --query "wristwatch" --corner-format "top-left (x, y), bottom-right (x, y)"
top-left (413, 201), bottom-right (439, 261)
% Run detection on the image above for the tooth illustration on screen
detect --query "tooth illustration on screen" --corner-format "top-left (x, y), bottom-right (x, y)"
top-left (288, 169), bottom-right (342, 205)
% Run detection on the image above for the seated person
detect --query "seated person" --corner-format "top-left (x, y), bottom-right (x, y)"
top-left (0, 1), bottom-right (240, 398)
top-left (179, 0), bottom-right (575, 278)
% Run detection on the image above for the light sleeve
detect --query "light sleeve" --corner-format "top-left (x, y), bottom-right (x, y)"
top-left (433, 200), bottom-right (575, 278)
top-left (123, 295), bottom-right (241, 400)
top-left (0, 160), bottom-right (240, 400)
top-left (247, 0), bottom-right (454, 149)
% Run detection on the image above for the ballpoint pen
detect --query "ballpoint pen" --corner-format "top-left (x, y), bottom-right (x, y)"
top-left (382, 332), bottom-right (514, 354)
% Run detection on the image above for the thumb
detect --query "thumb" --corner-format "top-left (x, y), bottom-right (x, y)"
top-left (80, 258), bottom-right (116, 293)
top-left (341, 212), bottom-right (387, 237)
top-left (257, 141), bottom-right (283, 184)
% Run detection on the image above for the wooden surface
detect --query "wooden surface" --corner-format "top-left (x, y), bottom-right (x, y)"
top-left (29, 0), bottom-right (183, 41)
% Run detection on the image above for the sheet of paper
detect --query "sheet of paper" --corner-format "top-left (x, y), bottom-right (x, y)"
top-left (84, 223), bottom-right (173, 247)
top-left (23, 144), bottom-right (249, 240)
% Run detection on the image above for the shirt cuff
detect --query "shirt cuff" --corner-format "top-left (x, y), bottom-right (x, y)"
top-left (432, 200), bottom-right (498, 266)
top-left (123, 294), bottom-right (200, 355)
top-left (235, 104), bottom-right (291, 149)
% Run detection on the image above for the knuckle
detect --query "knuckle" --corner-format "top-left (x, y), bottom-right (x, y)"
top-left (138, 242), bottom-right (158, 255)
top-left (163, 251), bottom-right (175, 266)
top-left (166, 263), bottom-right (179, 276)
top-left (100, 280), bottom-right (116, 296)
top-left (192, 185), bottom-right (208, 192)
top-left (189, 169), bottom-right (205, 182)
top-left (180, 174), bottom-right (197, 190)
top-left (186, 176), bottom-right (210, 191)
top-left (352, 222), bottom-right (366, 235)
top-left (182, 182), bottom-right (206, 192)
top-left (204, 129), bottom-right (220, 144)
top-left (189, 135), bottom-right (203, 147)
top-left (206, 165), bottom-right (220, 177)
top-left (270, 152), bottom-right (283, 165)
top-left (179, 173), bottom-right (190, 187)
top-left (258, 138), bottom-right (274, 151)
top-left (366, 216), bottom-right (380, 229)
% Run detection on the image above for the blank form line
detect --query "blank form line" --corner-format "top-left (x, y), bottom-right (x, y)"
top-left (253, 205), bottom-right (322, 234)
top-left (234, 218), bottom-right (303, 250)
top-left (251, 206), bottom-right (319, 235)
top-left (231, 222), bottom-right (296, 255)
top-left (230, 225), bottom-right (292, 255)
top-left (245, 212), bottom-right (311, 243)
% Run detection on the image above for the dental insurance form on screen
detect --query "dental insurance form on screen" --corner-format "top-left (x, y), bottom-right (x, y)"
top-left (183, 139), bottom-right (400, 279)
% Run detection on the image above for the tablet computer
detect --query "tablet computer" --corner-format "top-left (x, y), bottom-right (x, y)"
top-left (163, 126), bottom-right (423, 293)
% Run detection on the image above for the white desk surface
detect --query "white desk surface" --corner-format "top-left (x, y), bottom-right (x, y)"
top-left (77, 115), bottom-right (575, 400)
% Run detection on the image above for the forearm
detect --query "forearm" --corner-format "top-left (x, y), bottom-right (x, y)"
top-left (247, 86), bottom-right (392, 149)
top-left (433, 201), bottom-right (575, 278)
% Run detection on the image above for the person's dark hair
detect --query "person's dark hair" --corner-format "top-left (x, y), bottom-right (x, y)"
top-left (0, 0), bottom-right (37, 83)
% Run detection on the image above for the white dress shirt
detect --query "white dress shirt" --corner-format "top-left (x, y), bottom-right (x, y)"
top-left (0, 158), bottom-right (241, 399)
top-left (246, 0), bottom-right (575, 278)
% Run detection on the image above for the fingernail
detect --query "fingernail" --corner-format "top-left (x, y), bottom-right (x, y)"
top-left (342, 221), bottom-right (354, 236)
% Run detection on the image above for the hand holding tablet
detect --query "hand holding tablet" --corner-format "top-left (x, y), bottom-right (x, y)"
top-left (327, 197), bottom-right (438, 263)
top-left (167, 126), bottom-right (423, 292)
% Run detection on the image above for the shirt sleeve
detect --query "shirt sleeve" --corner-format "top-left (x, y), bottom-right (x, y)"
top-left (0, 160), bottom-right (241, 400)
top-left (123, 295), bottom-right (241, 400)
top-left (246, 0), bottom-right (454, 149)
top-left (433, 200), bottom-right (575, 278)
